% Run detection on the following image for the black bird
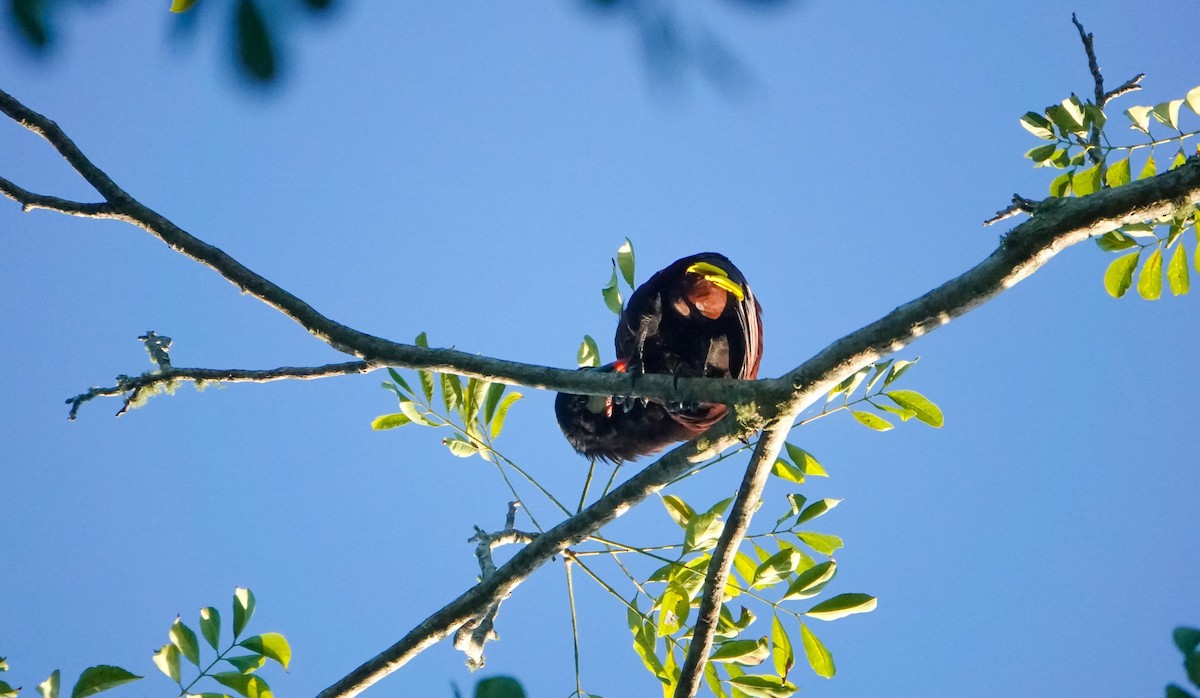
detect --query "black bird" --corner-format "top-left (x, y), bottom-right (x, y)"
top-left (556, 253), bottom-right (763, 462)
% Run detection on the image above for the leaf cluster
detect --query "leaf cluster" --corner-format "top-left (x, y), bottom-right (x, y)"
top-left (1167, 626), bottom-right (1200, 698)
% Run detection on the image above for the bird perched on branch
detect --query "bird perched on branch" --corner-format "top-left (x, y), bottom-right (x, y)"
top-left (555, 252), bottom-right (763, 463)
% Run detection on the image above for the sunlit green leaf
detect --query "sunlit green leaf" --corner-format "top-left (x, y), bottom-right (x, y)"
top-left (440, 373), bottom-right (462, 413)
top-left (1049, 171), bottom-right (1072, 197)
top-left (170, 0), bottom-right (199, 13)
top-left (798, 499), bottom-right (841, 525)
top-left (884, 390), bottom-right (944, 428)
top-left (171, 618), bottom-right (201, 667)
top-left (1169, 244), bottom-right (1191, 295)
top-left (225, 655), bottom-right (265, 674)
top-left (1019, 112), bottom-right (1055, 140)
top-left (800, 624), bottom-right (835, 678)
top-left (442, 436), bottom-right (479, 458)
top-left (1126, 105), bottom-right (1152, 134)
top-left (1072, 163), bottom-right (1101, 196)
top-left (617, 238), bottom-right (636, 288)
top-left (38, 670), bottom-right (60, 698)
top-left (727, 674), bottom-right (798, 698)
top-left (784, 444), bottom-right (827, 477)
top-left (210, 672), bottom-right (271, 698)
top-left (770, 458), bottom-right (804, 484)
top-left (712, 638), bottom-right (770, 668)
top-left (631, 622), bottom-right (667, 680)
top-left (704, 662), bottom-right (728, 698)
top-left (153, 644), bottom-right (181, 683)
top-left (1138, 154), bottom-right (1157, 180)
top-left (1172, 149), bottom-right (1188, 171)
top-left (805, 593), bottom-right (878, 621)
top-left (0, 681), bottom-right (14, 698)
top-left (1025, 144), bottom-right (1057, 164)
top-left (1084, 103), bottom-right (1107, 132)
top-left (783, 560), bottom-right (837, 601)
top-left (1151, 99), bottom-right (1184, 130)
top-left (386, 368), bottom-right (414, 396)
top-left (233, 588), bottom-right (256, 639)
top-left (199, 607), bottom-right (221, 651)
top-left (1047, 102), bottom-right (1085, 136)
top-left (70, 666), bottom-right (142, 698)
top-left (774, 493), bottom-right (806, 527)
top-left (771, 615), bottom-right (794, 677)
top-left (685, 512), bottom-right (724, 554)
top-left (489, 392), bottom-right (523, 439)
top-left (1104, 251), bottom-right (1139, 298)
top-left (864, 360), bottom-right (893, 392)
top-left (576, 335), bottom-right (601, 369)
top-left (851, 410), bottom-right (893, 431)
top-left (239, 633), bottom-right (291, 671)
top-left (733, 552), bottom-right (760, 588)
top-left (370, 413), bottom-right (410, 430)
top-left (752, 548), bottom-right (800, 589)
top-left (795, 532), bottom-right (843, 556)
top-left (602, 265), bottom-right (623, 315)
top-left (1186, 86), bottom-right (1200, 116)
top-left (1122, 222), bottom-right (1157, 238)
top-left (482, 382), bottom-right (507, 425)
top-left (660, 495), bottom-right (696, 528)
top-left (875, 402), bottom-right (916, 421)
top-left (1105, 157), bottom-right (1131, 188)
top-left (1095, 230), bottom-right (1136, 252)
top-left (398, 400), bottom-right (437, 427)
top-left (884, 359), bottom-right (916, 387)
top-left (1137, 247), bottom-right (1163, 300)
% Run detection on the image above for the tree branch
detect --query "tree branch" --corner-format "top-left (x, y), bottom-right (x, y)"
top-left (65, 360), bottom-right (374, 420)
top-left (4, 84), bottom-right (1200, 698)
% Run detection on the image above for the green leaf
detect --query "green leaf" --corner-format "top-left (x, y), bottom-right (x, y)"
top-left (233, 587), bottom-right (256, 639)
top-left (752, 548), bottom-right (800, 589)
top-left (69, 666), bottom-right (142, 698)
top-left (440, 373), bottom-right (463, 413)
top-left (576, 335), bottom-right (600, 369)
top-left (210, 673), bottom-right (271, 698)
top-left (1104, 251), bottom-right (1140, 298)
top-left (397, 400), bottom-right (436, 427)
top-left (386, 368), bottom-right (414, 396)
top-left (1151, 99), bottom-right (1185, 130)
top-left (235, 0), bottom-right (276, 82)
top-left (1173, 149), bottom-right (1189, 171)
top-left (616, 238), bottom-right (636, 288)
top-left (1169, 244), bottom-right (1191, 295)
top-left (0, 658), bottom-right (6, 672)
top-left (805, 593), bottom-right (878, 621)
top-left (1072, 163), bottom-right (1101, 196)
top-left (784, 561), bottom-right (837, 601)
top-left (1137, 247), bottom-right (1163, 300)
top-left (474, 676), bottom-right (527, 698)
top-left (1106, 157), bottom-right (1131, 188)
top-left (795, 532), bottom-right (843, 556)
top-left (1095, 230), bottom-right (1137, 252)
top-left (1165, 685), bottom-right (1195, 698)
top-left (851, 410), bottom-right (893, 431)
top-left (602, 265), bottom-right (623, 315)
top-left (1047, 101), bottom-right (1085, 136)
top-left (1019, 112), bottom-right (1055, 140)
top-left (153, 643), bottom-right (181, 683)
top-left (170, 0), bottom-right (199, 13)
top-left (770, 458), bottom-right (804, 484)
top-left (660, 495), bottom-right (696, 528)
top-left (1025, 144), bottom-right (1056, 164)
top-left (774, 493), bottom-right (806, 526)
top-left (685, 512), bottom-right (724, 554)
top-left (798, 498), bottom-right (841, 525)
top-left (884, 359), bottom-right (916, 387)
top-left (38, 670), bottom-right (60, 698)
top-left (442, 436), bottom-right (478, 458)
top-left (1186, 86), bottom-right (1200, 115)
top-left (631, 622), bottom-right (667, 681)
top-left (225, 655), bottom-right (266, 674)
top-left (1084, 102), bottom-right (1107, 132)
top-left (710, 638), bottom-right (770, 666)
top-left (481, 383), bottom-right (506, 425)
top-left (1175, 627), bottom-right (1200, 654)
top-left (371, 413), bottom-right (411, 430)
top-left (1138, 154), bottom-right (1157, 180)
top-left (800, 624), bottom-right (835, 678)
top-left (1187, 651), bottom-right (1200, 688)
top-left (0, 682), bottom-right (14, 698)
top-left (771, 615), bottom-right (794, 677)
top-left (489, 392), bottom-right (523, 439)
top-left (1126, 105), bottom-right (1152, 134)
top-left (784, 444), bottom-right (827, 477)
top-left (1050, 171), bottom-right (1072, 197)
top-left (706, 496), bottom-right (735, 518)
top-left (875, 402), bottom-right (916, 421)
top-left (727, 675), bottom-right (798, 698)
top-left (884, 389), bottom-right (944, 428)
top-left (704, 663), bottom-right (728, 698)
top-left (239, 633), bottom-right (291, 670)
top-left (864, 360), bottom-right (893, 392)
top-left (171, 617), bottom-right (201, 667)
top-left (733, 552), bottom-right (761, 588)
top-left (199, 607), bottom-right (221, 650)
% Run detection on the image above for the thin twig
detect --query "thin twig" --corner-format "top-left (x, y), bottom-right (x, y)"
top-left (983, 194), bottom-right (1042, 226)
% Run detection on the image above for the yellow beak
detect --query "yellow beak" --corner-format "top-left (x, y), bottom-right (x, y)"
top-left (686, 262), bottom-right (745, 301)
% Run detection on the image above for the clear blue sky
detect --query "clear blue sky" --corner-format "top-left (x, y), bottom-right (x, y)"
top-left (2, 2), bottom-right (1197, 697)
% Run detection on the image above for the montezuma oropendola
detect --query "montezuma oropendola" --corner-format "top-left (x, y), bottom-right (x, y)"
top-left (556, 253), bottom-right (763, 463)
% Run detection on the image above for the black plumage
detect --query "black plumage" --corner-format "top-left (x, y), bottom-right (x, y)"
top-left (556, 253), bottom-right (763, 463)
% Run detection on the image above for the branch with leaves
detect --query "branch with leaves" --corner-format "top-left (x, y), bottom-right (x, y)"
top-left (4, 18), bottom-right (1200, 697)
